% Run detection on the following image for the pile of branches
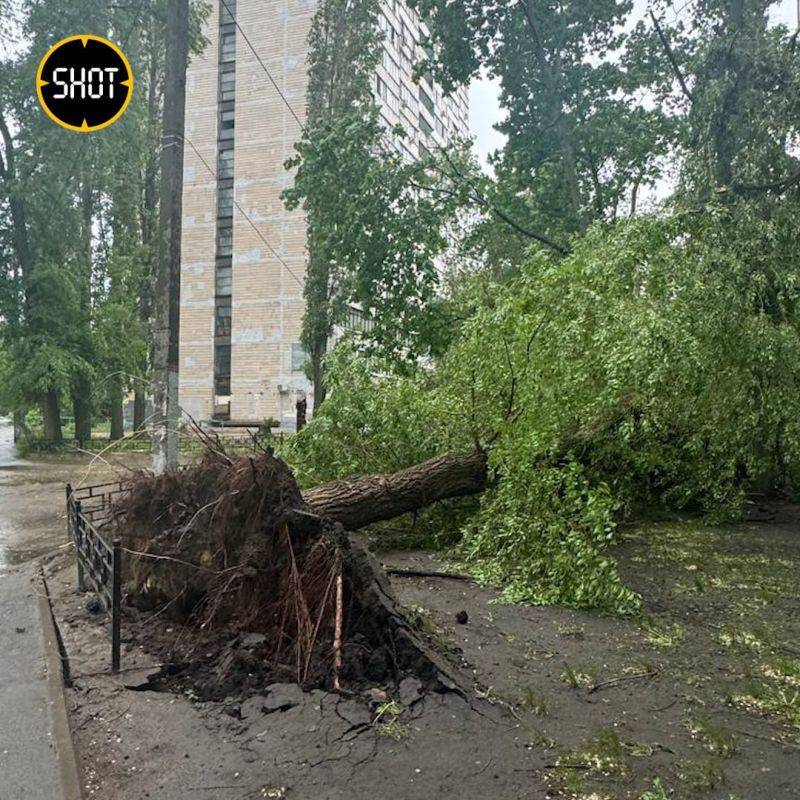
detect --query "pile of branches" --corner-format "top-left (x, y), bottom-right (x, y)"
top-left (109, 448), bottom-right (458, 694)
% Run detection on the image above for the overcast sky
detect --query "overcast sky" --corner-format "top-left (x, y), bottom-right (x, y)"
top-left (469, 0), bottom-right (800, 169)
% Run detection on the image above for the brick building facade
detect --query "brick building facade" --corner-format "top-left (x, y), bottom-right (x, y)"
top-left (179, 0), bottom-right (469, 426)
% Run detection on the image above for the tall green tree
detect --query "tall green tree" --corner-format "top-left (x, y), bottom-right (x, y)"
top-left (410, 0), bottom-right (676, 253)
top-left (284, 0), bottom-right (468, 408)
top-left (0, 0), bottom-right (189, 443)
top-left (639, 0), bottom-right (800, 201)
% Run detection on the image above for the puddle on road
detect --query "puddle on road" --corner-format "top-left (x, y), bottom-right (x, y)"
top-left (0, 418), bottom-right (30, 472)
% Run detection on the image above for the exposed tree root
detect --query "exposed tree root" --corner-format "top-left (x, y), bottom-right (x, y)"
top-left (110, 449), bottom-right (463, 698)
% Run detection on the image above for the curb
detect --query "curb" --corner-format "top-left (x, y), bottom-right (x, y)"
top-left (36, 573), bottom-right (84, 800)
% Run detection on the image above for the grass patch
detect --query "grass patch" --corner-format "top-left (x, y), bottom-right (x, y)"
top-left (761, 658), bottom-right (800, 689)
top-left (638, 777), bottom-right (670, 800)
top-left (374, 700), bottom-right (409, 741)
top-left (686, 716), bottom-right (737, 758)
top-left (644, 621), bottom-right (685, 648)
top-left (560, 663), bottom-right (596, 689)
top-left (557, 623), bottom-right (586, 639)
top-left (519, 688), bottom-right (549, 717)
top-left (675, 755), bottom-right (725, 793)
top-left (547, 727), bottom-right (655, 798)
top-left (729, 681), bottom-right (800, 740)
top-left (716, 626), bottom-right (768, 652)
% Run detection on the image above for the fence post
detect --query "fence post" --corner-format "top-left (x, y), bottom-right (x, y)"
top-left (111, 540), bottom-right (122, 673)
top-left (74, 500), bottom-right (86, 592)
top-left (65, 483), bottom-right (73, 540)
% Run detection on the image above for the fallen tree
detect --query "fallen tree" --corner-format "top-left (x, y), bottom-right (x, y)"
top-left (110, 448), bottom-right (472, 698)
top-left (302, 449), bottom-right (488, 530)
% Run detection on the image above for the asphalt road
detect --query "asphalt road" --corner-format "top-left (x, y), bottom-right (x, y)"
top-left (0, 568), bottom-right (68, 800)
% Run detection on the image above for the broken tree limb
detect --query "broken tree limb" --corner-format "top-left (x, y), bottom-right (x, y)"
top-left (302, 449), bottom-right (488, 530)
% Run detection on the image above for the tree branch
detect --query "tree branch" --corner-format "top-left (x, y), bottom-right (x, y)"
top-left (437, 148), bottom-right (571, 255)
top-left (0, 109), bottom-right (15, 179)
top-left (649, 10), bottom-right (694, 103)
top-left (730, 169), bottom-right (800, 195)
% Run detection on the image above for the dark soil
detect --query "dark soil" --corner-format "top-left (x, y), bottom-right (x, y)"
top-left (381, 506), bottom-right (800, 799)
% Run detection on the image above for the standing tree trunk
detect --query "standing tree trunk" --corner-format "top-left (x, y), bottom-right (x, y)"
top-left (133, 388), bottom-right (147, 431)
top-left (13, 409), bottom-right (26, 443)
top-left (310, 342), bottom-right (327, 412)
top-left (302, 449), bottom-right (488, 530)
top-left (73, 174), bottom-right (95, 445)
top-left (109, 381), bottom-right (124, 441)
top-left (73, 376), bottom-right (93, 444)
top-left (42, 389), bottom-right (62, 444)
top-left (153, 0), bottom-right (189, 474)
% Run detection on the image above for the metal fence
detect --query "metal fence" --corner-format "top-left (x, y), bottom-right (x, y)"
top-left (66, 482), bottom-right (126, 672)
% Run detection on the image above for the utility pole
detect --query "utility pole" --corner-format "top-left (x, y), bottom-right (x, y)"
top-left (152, 0), bottom-right (189, 474)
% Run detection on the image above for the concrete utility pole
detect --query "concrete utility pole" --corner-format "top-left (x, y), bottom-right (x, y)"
top-left (153, 0), bottom-right (189, 474)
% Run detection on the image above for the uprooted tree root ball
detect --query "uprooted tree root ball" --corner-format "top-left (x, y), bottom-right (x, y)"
top-left (109, 449), bottom-right (460, 700)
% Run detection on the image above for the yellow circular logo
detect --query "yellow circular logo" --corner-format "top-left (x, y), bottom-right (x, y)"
top-left (36, 35), bottom-right (134, 133)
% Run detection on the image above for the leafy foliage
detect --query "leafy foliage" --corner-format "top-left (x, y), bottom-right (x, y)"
top-left (290, 205), bottom-right (800, 612)
top-left (284, 0), bottom-right (471, 405)
top-left (409, 0), bottom-right (677, 249)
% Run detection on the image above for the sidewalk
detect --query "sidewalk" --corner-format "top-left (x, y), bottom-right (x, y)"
top-left (0, 567), bottom-right (82, 800)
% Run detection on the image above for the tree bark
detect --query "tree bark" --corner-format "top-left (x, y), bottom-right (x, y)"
top-left (13, 409), bottom-right (26, 443)
top-left (311, 345), bottom-right (327, 412)
top-left (133, 389), bottom-right (147, 431)
top-left (302, 449), bottom-right (488, 530)
top-left (42, 390), bottom-right (62, 444)
top-left (73, 374), bottom-right (93, 444)
top-left (109, 382), bottom-right (124, 441)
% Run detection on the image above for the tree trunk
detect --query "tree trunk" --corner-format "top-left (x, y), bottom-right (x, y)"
top-left (133, 389), bottom-right (147, 431)
top-left (13, 409), bottom-right (26, 443)
top-left (73, 374), bottom-right (93, 444)
top-left (110, 382), bottom-right (124, 441)
top-left (41, 390), bottom-right (62, 444)
top-left (311, 342), bottom-right (327, 412)
top-left (302, 449), bottom-right (488, 530)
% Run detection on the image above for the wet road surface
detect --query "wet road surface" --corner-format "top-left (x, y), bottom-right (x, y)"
top-left (0, 418), bottom-right (146, 572)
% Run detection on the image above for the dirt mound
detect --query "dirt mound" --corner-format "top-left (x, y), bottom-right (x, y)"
top-left (110, 449), bottom-right (460, 699)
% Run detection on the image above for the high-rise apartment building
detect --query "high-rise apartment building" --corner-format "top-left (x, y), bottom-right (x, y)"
top-left (179, 0), bottom-right (469, 426)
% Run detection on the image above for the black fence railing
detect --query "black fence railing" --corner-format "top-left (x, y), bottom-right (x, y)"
top-left (66, 482), bottom-right (125, 672)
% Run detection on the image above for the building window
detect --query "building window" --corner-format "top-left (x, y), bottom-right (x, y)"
top-left (220, 0), bottom-right (236, 24)
top-left (214, 345), bottom-right (231, 394)
top-left (419, 86), bottom-right (434, 116)
top-left (215, 299), bottom-right (232, 337)
top-left (214, 0), bottom-right (236, 418)
top-left (346, 305), bottom-right (374, 333)
top-left (217, 185), bottom-right (234, 218)
top-left (219, 108), bottom-right (235, 139)
top-left (418, 113), bottom-right (433, 137)
top-left (217, 221), bottom-right (233, 255)
top-left (220, 31), bottom-right (236, 62)
top-left (219, 67), bottom-right (236, 102)
top-left (218, 147), bottom-right (234, 179)
top-left (216, 264), bottom-right (233, 296)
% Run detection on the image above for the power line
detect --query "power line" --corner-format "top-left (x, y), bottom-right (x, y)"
top-left (173, 132), bottom-right (305, 289)
top-left (218, 0), bottom-right (305, 131)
